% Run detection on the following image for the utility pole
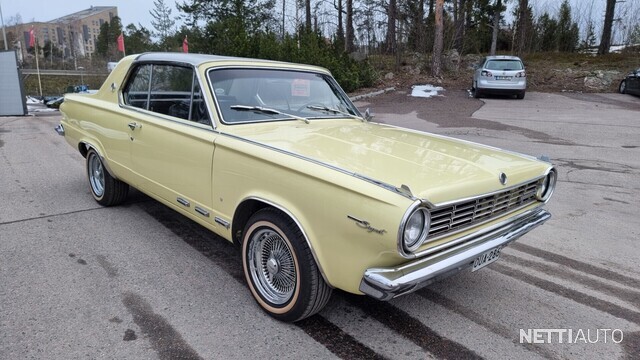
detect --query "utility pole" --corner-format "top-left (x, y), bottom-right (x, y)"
top-left (0, 0), bottom-right (8, 50)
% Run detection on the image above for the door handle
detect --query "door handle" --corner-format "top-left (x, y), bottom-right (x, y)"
top-left (128, 122), bottom-right (141, 130)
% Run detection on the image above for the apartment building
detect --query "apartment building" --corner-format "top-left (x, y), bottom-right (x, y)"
top-left (6, 6), bottom-right (118, 61)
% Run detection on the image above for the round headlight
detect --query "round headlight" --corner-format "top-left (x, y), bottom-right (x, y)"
top-left (403, 208), bottom-right (430, 252)
top-left (536, 169), bottom-right (557, 202)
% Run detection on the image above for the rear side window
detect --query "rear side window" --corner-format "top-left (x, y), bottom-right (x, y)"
top-left (485, 60), bottom-right (524, 71)
top-left (122, 63), bottom-right (211, 126)
top-left (123, 65), bottom-right (151, 110)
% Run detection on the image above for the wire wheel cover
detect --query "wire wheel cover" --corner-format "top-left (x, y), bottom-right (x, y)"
top-left (88, 154), bottom-right (105, 197)
top-left (248, 228), bottom-right (297, 305)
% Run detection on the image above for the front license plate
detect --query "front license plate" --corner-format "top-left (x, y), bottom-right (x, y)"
top-left (472, 246), bottom-right (502, 272)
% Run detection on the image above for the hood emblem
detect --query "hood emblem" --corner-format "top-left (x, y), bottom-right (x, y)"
top-left (499, 172), bottom-right (508, 185)
top-left (347, 215), bottom-right (386, 235)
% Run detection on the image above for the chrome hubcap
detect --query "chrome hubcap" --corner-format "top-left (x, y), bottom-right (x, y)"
top-left (88, 154), bottom-right (105, 197)
top-left (248, 228), bottom-right (296, 305)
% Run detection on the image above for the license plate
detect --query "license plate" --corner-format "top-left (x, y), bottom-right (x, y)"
top-left (495, 76), bottom-right (512, 80)
top-left (472, 246), bottom-right (502, 272)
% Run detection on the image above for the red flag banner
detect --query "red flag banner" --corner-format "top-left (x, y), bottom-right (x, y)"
top-left (182, 36), bottom-right (189, 53)
top-left (29, 26), bottom-right (36, 48)
top-left (117, 33), bottom-right (125, 53)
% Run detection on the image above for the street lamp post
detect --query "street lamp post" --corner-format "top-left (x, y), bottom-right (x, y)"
top-left (78, 66), bottom-right (84, 85)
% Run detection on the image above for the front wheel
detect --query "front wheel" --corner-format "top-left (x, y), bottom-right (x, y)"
top-left (619, 80), bottom-right (627, 94)
top-left (516, 92), bottom-right (525, 99)
top-left (86, 149), bottom-right (129, 206)
top-left (242, 208), bottom-right (332, 322)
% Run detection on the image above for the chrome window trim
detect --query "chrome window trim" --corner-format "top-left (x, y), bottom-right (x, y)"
top-left (220, 132), bottom-right (415, 200)
top-left (118, 60), bottom-right (216, 131)
top-left (205, 66), bottom-right (362, 126)
top-left (239, 196), bottom-right (332, 287)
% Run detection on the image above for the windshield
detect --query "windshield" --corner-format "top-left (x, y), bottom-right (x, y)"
top-left (485, 60), bottom-right (524, 71)
top-left (208, 68), bottom-right (360, 124)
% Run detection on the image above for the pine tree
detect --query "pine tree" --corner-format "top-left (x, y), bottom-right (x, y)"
top-left (150, 0), bottom-right (176, 49)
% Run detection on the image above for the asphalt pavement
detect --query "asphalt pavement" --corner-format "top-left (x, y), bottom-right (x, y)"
top-left (1, 91), bottom-right (639, 359)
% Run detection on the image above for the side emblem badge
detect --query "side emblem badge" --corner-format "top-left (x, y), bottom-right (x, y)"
top-left (499, 172), bottom-right (508, 185)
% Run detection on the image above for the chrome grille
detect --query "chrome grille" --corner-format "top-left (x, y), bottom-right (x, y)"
top-left (429, 180), bottom-right (539, 238)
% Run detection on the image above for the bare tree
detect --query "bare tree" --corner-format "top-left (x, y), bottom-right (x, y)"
top-left (453, 0), bottom-right (467, 53)
top-left (432, 0), bottom-right (444, 76)
top-left (489, 0), bottom-right (503, 55)
top-left (386, 0), bottom-right (397, 54)
top-left (598, 0), bottom-right (616, 54)
top-left (305, 0), bottom-right (311, 31)
top-left (514, 0), bottom-right (529, 55)
top-left (346, 0), bottom-right (354, 51)
top-left (336, 0), bottom-right (344, 43)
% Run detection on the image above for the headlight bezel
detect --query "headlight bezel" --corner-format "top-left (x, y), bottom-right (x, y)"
top-left (398, 201), bottom-right (431, 257)
top-left (536, 167), bottom-right (557, 202)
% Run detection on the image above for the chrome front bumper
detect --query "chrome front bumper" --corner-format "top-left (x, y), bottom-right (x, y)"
top-left (359, 208), bottom-right (551, 300)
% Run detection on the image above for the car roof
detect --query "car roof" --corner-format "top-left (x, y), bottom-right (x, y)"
top-left (133, 52), bottom-right (325, 71)
top-left (485, 55), bottom-right (522, 61)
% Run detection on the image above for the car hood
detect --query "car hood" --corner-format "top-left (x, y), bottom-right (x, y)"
top-left (226, 120), bottom-right (549, 205)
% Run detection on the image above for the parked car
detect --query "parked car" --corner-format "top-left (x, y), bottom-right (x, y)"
top-left (57, 53), bottom-right (556, 322)
top-left (618, 68), bottom-right (640, 96)
top-left (472, 55), bottom-right (527, 99)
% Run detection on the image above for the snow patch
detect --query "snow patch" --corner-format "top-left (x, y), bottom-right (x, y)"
top-left (411, 84), bottom-right (444, 98)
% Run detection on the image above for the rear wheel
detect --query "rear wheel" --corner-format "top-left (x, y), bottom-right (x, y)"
top-left (242, 208), bottom-right (332, 322)
top-left (86, 149), bottom-right (129, 206)
top-left (472, 82), bottom-right (481, 99)
top-left (619, 80), bottom-right (627, 94)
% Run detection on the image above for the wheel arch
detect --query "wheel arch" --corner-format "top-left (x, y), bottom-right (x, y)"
top-left (79, 141), bottom-right (118, 179)
top-left (232, 196), bottom-right (332, 288)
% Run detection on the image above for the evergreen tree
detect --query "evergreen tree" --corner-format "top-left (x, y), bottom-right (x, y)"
top-left (150, 0), bottom-right (176, 49)
top-left (125, 24), bottom-right (156, 54)
top-left (556, 0), bottom-right (578, 52)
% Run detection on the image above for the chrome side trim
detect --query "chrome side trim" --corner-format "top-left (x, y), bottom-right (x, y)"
top-left (214, 216), bottom-right (230, 229)
top-left (220, 132), bottom-right (416, 200)
top-left (360, 208), bottom-right (551, 300)
top-left (54, 124), bottom-right (65, 136)
top-left (177, 197), bottom-right (190, 207)
top-left (238, 196), bottom-right (332, 287)
top-left (195, 206), bottom-right (210, 217)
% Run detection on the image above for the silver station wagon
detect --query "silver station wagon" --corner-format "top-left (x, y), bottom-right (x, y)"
top-left (472, 55), bottom-right (527, 99)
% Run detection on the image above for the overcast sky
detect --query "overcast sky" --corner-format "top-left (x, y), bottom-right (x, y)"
top-left (0, 1), bottom-right (177, 31)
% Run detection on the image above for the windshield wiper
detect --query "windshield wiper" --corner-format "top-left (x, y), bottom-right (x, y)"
top-left (230, 105), bottom-right (309, 124)
top-left (306, 105), bottom-right (365, 122)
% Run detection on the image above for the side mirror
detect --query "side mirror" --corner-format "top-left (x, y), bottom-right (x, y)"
top-left (364, 108), bottom-right (374, 122)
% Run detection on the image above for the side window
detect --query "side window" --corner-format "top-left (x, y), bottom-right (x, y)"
top-left (123, 64), bottom-right (151, 109)
top-left (123, 63), bottom-right (211, 126)
top-left (149, 65), bottom-right (193, 120)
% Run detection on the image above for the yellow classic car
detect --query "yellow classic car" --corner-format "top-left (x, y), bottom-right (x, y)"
top-left (57, 53), bottom-right (556, 322)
